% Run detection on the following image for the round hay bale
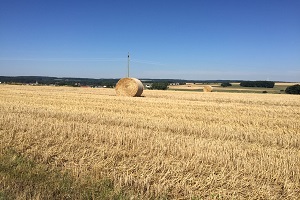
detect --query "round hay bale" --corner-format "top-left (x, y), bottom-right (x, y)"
top-left (115, 78), bottom-right (144, 97)
top-left (203, 85), bottom-right (213, 92)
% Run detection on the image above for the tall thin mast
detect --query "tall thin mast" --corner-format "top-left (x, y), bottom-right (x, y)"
top-left (127, 52), bottom-right (130, 77)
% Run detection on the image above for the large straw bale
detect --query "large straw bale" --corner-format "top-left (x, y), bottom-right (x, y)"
top-left (115, 78), bottom-right (144, 97)
top-left (203, 85), bottom-right (213, 92)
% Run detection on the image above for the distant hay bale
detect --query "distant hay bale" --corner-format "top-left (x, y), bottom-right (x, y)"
top-left (115, 78), bottom-right (144, 97)
top-left (203, 85), bottom-right (213, 92)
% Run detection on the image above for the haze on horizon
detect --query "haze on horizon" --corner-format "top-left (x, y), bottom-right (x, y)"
top-left (0, 0), bottom-right (299, 82)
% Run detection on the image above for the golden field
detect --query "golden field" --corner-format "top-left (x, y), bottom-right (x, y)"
top-left (168, 82), bottom-right (300, 94)
top-left (0, 84), bottom-right (300, 199)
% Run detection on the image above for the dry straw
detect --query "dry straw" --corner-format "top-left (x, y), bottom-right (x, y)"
top-left (203, 85), bottom-right (213, 92)
top-left (115, 78), bottom-right (144, 97)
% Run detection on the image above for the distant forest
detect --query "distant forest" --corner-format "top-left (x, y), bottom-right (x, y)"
top-left (0, 76), bottom-right (244, 87)
top-left (240, 81), bottom-right (275, 88)
top-left (0, 76), bottom-right (116, 88)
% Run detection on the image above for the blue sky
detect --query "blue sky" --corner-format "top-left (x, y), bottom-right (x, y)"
top-left (0, 0), bottom-right (299, 81)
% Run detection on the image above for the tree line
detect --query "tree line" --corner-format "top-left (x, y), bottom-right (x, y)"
top-left (0, 76), bottom-right (118, 88)
top-left (240, 81), bottom-right (275, 88)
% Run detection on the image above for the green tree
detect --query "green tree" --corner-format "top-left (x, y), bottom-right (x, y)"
top-left (285, 84), bottom-right (300, 95)
top-left (150, 82), bottom-right (169, 90)
top-left (221, 82), bottom-right (232, 87)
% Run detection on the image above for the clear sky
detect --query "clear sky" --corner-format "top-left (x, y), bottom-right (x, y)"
top-left (0, 0), bottom-right (299, 81)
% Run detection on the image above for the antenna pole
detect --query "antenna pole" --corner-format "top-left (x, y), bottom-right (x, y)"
top-left (127, 52), bottom-right (130, 77)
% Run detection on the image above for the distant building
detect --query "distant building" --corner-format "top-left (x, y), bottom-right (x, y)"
top-left (143, 83), bottom-right (152, 89)
top-left (170, 83), bottom-right (180, 86)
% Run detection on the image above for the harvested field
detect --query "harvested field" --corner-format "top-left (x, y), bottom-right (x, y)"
top-left (169, 82), bottom-right (299, 94)
top-left (275, 82), bottom-right (300, 86)
top-left (1, 85), bottom-right (300, 199)
top-left (169, 83), bottom-right (219, 90)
